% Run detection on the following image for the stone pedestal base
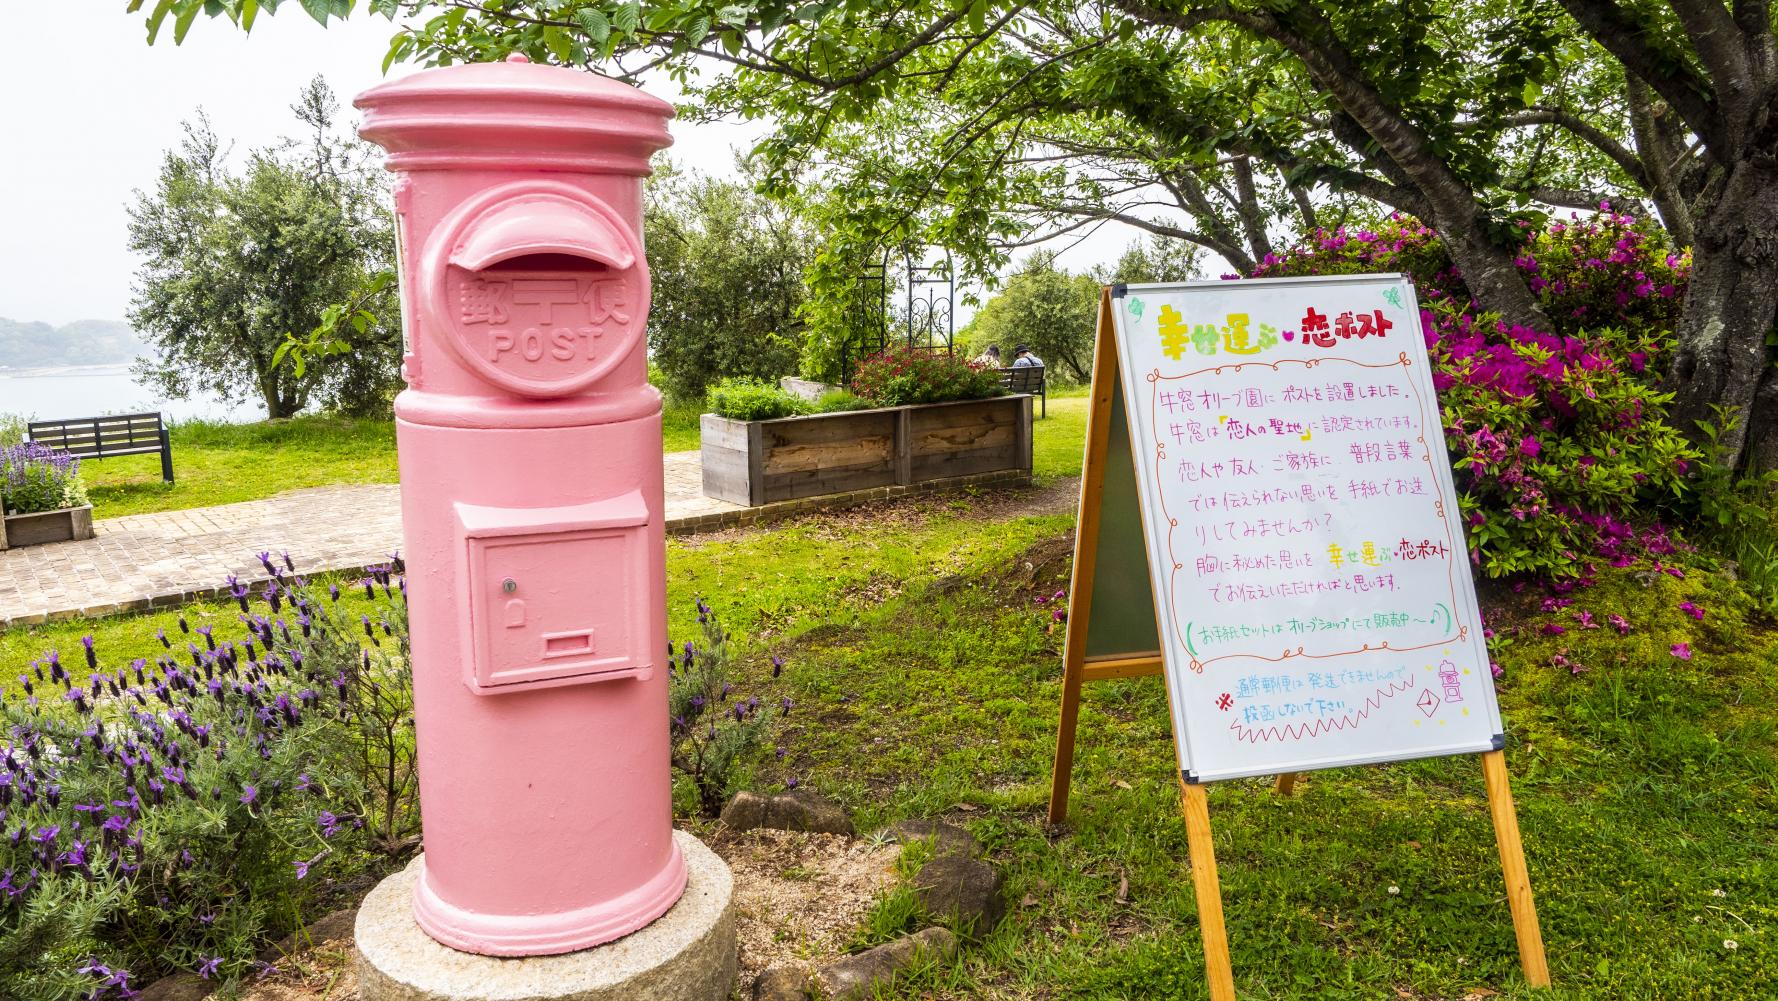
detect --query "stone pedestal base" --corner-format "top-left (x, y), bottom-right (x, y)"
top-left (356, 831), bottom-right (735, 1001)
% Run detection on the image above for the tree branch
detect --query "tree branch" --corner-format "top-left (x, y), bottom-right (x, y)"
top-left (1494, 108), bottom-right (1649, 187)
top-left (1558, 0), bottom-right (1726, 155)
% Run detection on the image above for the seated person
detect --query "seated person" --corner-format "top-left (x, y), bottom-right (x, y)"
top-left (1011, 344), bottom-right (1044, 368)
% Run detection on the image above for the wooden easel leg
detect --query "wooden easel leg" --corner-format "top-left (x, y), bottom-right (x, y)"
top-left (1273, 772), bottom-right (1299, 796)
top-left (1481, 750), bottom-right (1551, 988)
top-left (1047, 660), bottom-right (1084, 825)
top-left (1180, 778), bottom-right (1238, 1001)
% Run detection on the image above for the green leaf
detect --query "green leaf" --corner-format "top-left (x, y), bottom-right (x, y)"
top-left (685, 14), bottom-right (711, 45)
top-left (172, 2), bottom-right (202, 44)
top-left (145, 0), bottom-right (177, 44)
top-left (968, 0), bottom-right (987, 35)
top-left (613, 1), bottom-right (640, 33)
top-left (299, 0), bottom-right (333, 26)
top-left (543, 25), bottom-right (574, 63)
top-left (382, 34), bottom-right (412, 74)
top-left (240, 0), bottom-right (258, 32)
top-left (576, 8), bottom-right (611, 43)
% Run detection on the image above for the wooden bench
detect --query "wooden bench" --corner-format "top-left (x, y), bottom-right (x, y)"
top-left (999, 365), bottom-right (1047, 417)
top-left (28, 412), bottom-right (175, 483)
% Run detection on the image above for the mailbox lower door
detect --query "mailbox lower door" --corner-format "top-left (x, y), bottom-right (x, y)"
top-left (394, 411), bottom-right (685, 956)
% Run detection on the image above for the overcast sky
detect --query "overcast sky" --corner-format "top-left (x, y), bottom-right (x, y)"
top-left (1, 2), bottom-right (1141, 330)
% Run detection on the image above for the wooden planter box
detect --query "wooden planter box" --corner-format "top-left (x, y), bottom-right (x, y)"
top-left (1, 504), bottom-right (95, 549)
top-left (701, 395), bottom-right (1034, 506)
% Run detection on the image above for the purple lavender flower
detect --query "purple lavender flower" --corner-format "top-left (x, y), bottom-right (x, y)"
top-left (197, 957), bottom-right (223, 979)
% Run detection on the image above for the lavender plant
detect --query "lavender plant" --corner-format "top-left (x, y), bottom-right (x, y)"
top-left (1, 442), bottom-right (88, 516)
top-left (668, 601), bottom-right (787, 817)
top-left (280, 556), bottom-right (419, 857)
top-left (0, 552), bottom-right (415, 999)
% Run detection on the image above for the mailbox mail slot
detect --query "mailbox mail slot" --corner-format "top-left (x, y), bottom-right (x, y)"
top-left (456, 491), bottom-right (653, 693)
top-left (420, 181), bottom-right (648, 400)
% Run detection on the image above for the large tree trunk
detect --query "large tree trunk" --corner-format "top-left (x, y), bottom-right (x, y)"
top-left (1666, 157), bottom-right (1778, 470)
top-left (1435, 217), bottom-right (1551, 330)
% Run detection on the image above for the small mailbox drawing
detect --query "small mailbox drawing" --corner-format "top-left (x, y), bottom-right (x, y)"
top-left (455, 491), bottom-right (653, 693)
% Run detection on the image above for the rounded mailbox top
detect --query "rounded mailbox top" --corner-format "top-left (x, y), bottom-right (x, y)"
top-left (356, 56), bottom-right (674, 174)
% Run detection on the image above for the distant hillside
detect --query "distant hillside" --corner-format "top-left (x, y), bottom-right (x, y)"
top-left (0, 318), bottom-right (146, 369)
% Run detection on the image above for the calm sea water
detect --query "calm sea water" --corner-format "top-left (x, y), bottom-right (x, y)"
top-left (0, 364), bottom-right (260, 424)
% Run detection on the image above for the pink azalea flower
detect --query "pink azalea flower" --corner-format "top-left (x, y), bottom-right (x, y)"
top-left (1679, 601), bottom-right (1705, 621)
top-left (1575, 610), bottom-right (1598, 629)
top-left (1541, 623), bottom-right (1566, 636)
top-left (1608, 614), bottom-right (1631, 635)
top-left (1670, 642), bottom-right (1693, 660)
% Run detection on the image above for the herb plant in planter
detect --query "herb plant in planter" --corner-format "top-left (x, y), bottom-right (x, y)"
top-left (701, 351), bottom-right (1029, 507)
top-left (1, 442), bottom-right (94, 548)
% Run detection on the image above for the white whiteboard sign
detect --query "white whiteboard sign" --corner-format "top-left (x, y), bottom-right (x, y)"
top-left (1110, 274), bottom-right (1504, 783)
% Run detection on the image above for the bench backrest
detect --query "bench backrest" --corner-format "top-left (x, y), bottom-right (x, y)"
top-left (29, 413), bottom-right (168, 459)
top-left (999, 365), bottom-right (1046, 392)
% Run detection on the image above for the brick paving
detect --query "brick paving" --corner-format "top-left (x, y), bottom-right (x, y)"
top-left (0, 452), bottom-right (738, 627)
top-left (0, 452), bottom-right (1028, 626)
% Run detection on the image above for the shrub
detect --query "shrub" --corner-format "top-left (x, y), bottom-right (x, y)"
top-left (668, 600), bottom-right (786, 817)
top-left (0, 414), bottom-right (27, 447)
top-left (850, 348), bottom-right (1003, 407)
top-left (707, 378), bottom-right (812, 422)
top-left (1, 442), bottom-right (89, 515)
top-left (1694, 414), bottom-right (1778, 617)
top-left (1254, 209), bottom-right (1699, 579)
top-left (0, 553), bottom-right (414, 998)
top-left (813, 389), bottom-right (874, 413)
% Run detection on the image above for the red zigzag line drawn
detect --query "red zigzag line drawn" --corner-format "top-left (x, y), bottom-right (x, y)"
top-left (1226, 676), bottom-right (1416, 744)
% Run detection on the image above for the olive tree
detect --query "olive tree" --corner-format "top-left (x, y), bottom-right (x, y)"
top-left (128, 78), bottom-right (399, 418)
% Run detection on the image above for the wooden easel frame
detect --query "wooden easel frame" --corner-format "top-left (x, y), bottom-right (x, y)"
top-left (1048, 288), bottom-right (1550, 999)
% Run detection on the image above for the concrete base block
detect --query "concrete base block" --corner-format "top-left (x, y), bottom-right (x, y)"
top-left (356, 831), bottom-right (736, 1001)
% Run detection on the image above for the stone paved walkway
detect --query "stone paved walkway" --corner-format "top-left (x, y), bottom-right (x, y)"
top-left (0, 452), bottom-right (741, 626)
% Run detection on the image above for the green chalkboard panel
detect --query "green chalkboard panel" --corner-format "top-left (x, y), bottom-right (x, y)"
top-left (1084, 370), bottom-right (1163, 659)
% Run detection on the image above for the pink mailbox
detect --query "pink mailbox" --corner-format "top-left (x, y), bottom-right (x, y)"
top-left (356, 55), bottom-right (680, 957)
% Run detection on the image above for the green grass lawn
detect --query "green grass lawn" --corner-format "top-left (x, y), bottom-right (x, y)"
top-left (77, 416), bottom-right (400, 518)
top-left (7, 480), bottom-right (1771, 999)
top-left (61, 390), bottom-right (1085, 519)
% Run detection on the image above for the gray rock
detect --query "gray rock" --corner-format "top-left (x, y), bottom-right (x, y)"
top-left (137, 973), bottom-right (213, 1001)
top-left (766, 789), bottom-right (854, 836)
top-left (750, 964), bottom-right (812, 1000)
top-left (813, 927), bottom-right (957, 1000)
top-left (912, 855), bottom-right (1005, 936)
top-left (722, 789), bottom-right (854, 836)
top-left (271, 905), bottom-right (359, 956)
top-left (720, 791), bottom-right (770, 831)
top-left (888, 819), bottom-right (979, 858)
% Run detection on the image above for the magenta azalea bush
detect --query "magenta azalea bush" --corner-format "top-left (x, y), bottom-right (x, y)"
top-left (1256, 209), bottom-right (1699, 579)
top-left (850, 347), bottom-right (1003, 407)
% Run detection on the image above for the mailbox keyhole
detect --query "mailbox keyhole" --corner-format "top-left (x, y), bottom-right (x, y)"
top-left (502, 577), bottom-right (518, 594)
